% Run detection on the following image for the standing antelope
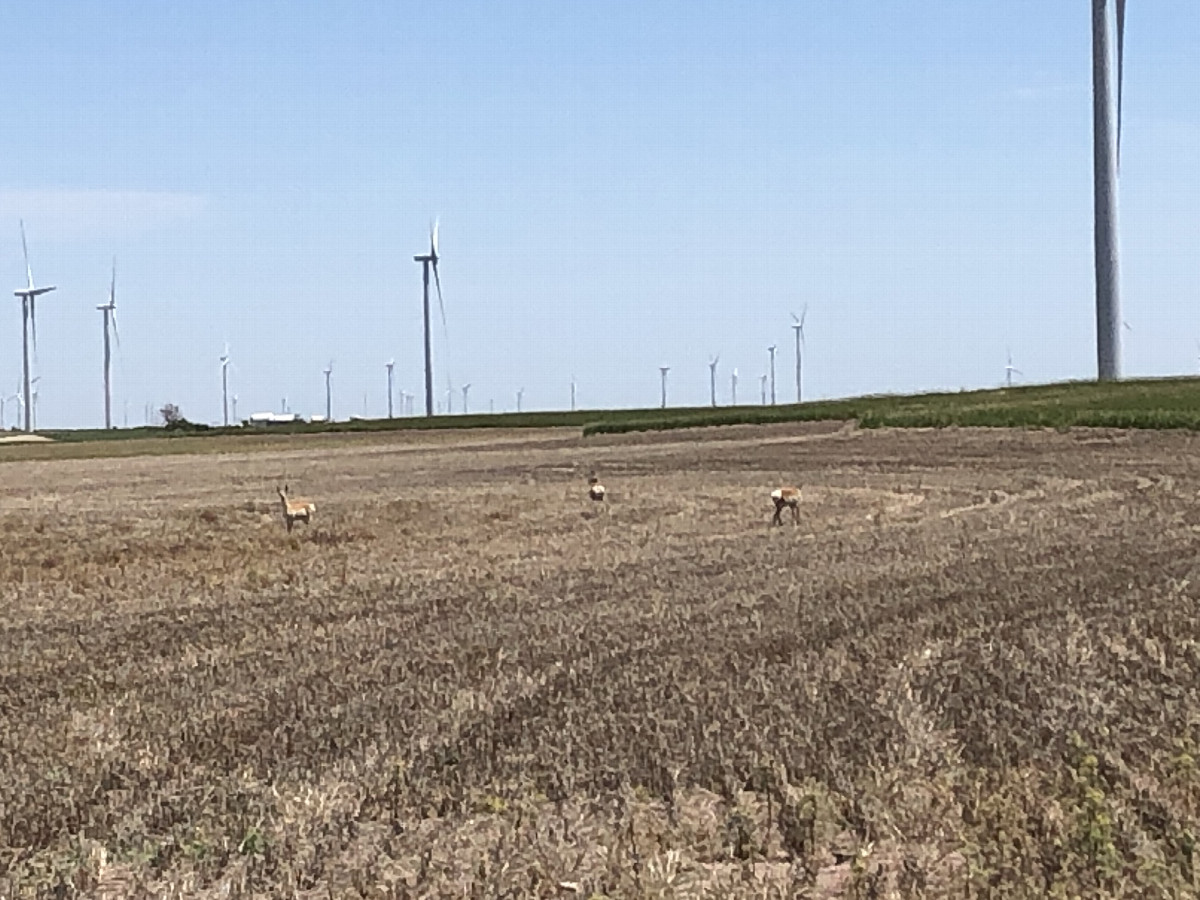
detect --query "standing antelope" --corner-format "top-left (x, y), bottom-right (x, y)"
top-left (587, 474), bottom-right (606, 502)
top-left (278, 485), bottom-right (316, 532)
top-left (771, 485), bottom-right (801, 526)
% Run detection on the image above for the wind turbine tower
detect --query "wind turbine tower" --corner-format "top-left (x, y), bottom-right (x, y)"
top-left (461, 383), bottom-right (471, 414)
top-left (323, 361), bottom-right (333, 422)
top-left (1092, 0), bottom-right (1125, 381)
top-left (413, 220), bottom-right (446, 417)
top-left (220, 344), bottom-right (230, 427)
top-left (760, 374), bottom-right (768, 405)
top-left (231, 395), bottom-right (238, 424)
top-left (767, 345), bottom-right (777, 405)
top-left (516, 387), bottom-right (524, 413)
top-left (791, 307), bottom-right (807, 403)
top-left (659, 366), bottom-right (670, 409)
top-left (570, 375), bottom-right (576, 412)
top-left (386, 360), bottom-right (395, 418)
top-left (1005, 349), bottom-right (1023, 388)
top-left (97, 259), bottom-right (120, 429)
top-left (731, 368), bottom-right (738, 406)
top-left (13, 222), bottom-right (56, 432)
top-left (708, 355), bottom-right (719, 407)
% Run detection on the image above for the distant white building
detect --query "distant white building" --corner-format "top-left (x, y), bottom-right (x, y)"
top-left (247, 412), bottom-right (305, 426)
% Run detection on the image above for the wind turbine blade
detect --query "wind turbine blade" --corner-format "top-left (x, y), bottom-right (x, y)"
top-left (20, 220), bottom-right (33, 290)
top-left (1116, 0), bottom-right (1125, 168)
top-left (111, 310), bottom-right (120, 348)
top-left (430, 218), bottom-right (440, 261)
top-left (800, 304), bottom-right (808, 329)
top-left (110, 257), bottom-right (117, 307)
top-left (433, 261), bottom-right (447, 336)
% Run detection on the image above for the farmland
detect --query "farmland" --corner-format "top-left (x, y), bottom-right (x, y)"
top-left (2, 422), bottom-right (1200, 897)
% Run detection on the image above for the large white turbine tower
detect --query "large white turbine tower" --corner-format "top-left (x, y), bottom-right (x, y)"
top-left (386, 359), bottom-right (395, 418)
top-left (220, 344), bottom-right (231, 427)
top-left (13, 221), bottom-right (56, 432)
top-left (323, 361), bottom-right (333, 422)
top-left (659, 366), bottom-right (670, 409)
top-left (708, 355), bottom-right (719, 408)
top-left (413, 219), bottom-right (447, 417)
top-left (790, 306), bottom-right (807, 403)
top-left (97, 259), bottom-right (120, 429)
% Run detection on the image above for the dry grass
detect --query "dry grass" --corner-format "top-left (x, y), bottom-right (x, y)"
top-left (3, 423), bottom-right (1200, 897)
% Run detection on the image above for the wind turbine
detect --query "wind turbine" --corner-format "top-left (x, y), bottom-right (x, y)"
top-left (1004, 348), bottom-right (1023, 388)
top-left (731, 368), bottom-right (739, 406)
top-left (30, 376), bottom-right (41, 431)
top-left (386, 359), bottom-right (395, 418)
top-left (220, 344), bottom-right (231, 427)
top-left (231, 395), bottom-right (238, 424)
top-left (516, 387), bottom-right (524, 413)
top-left (97, 259), bottom-right (120, 429)
top-left (767, 345), bottom-right (777, 405)
top-left (791, 307), bottom-right (807, 403)
top-left (1092, 0), bottom-right (1126, 381)
top-left (13, 221), bottom-right (56, 432)
top-left (708, 355), bottom-right (719, 407)
top-left (760, 374), bottom-right (768, 405)
top-left (570, 375), bottom-right (577, 412)
top-left (659, 366), bottom-right (670, 409)
top-left (461, 382), bottom-right (471, 414)
top-left (413, 219), bottom-right (447, 417)
top-left (323, 361), bottom-right (333, 421)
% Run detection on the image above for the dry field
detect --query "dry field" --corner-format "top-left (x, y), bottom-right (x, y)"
top-left (3, 423), bottom-right (1200, 898)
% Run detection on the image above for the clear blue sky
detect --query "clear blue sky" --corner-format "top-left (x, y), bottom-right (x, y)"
top-left (1, 1), bottom-right (1197, 427)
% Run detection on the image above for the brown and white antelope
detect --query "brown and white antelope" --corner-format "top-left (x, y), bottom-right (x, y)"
top-left (278, 484), bottom-right (316, 532)
top-left (770, 485), bottom-right (801, 526)
top-left (587, 474), bottom-right (606, 502)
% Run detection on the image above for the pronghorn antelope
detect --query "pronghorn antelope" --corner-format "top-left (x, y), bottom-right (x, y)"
top-left (587, 474), bottom-right (606, 502)
top-left (770, 485), bottom-right (801, 526)
top-left (277, 485), bottom-right (316, 532)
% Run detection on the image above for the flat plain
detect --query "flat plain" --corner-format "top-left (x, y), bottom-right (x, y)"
top-left (3, 422), bottom-right (1200, 898)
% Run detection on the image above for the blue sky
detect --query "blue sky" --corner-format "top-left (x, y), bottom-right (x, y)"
top-left (0, 1), bottom-right (1197, 427)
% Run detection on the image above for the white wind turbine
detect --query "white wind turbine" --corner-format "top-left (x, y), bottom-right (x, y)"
top-left (767, 345), bottom-right (778, 405)
top-left (708, 355), bottom-right (720, 407)
top-left (13, 221), bottom-right (56, 432)
top-left (220, 344), bottom-right (232, 427)
top-left (790, 306), bottom-right (807, 403)
top-left (413, 218), bottom-right (448, 417)
top-left (386, 359), bottom-right (395, 418)
top-left (1004, 348), bottom-right (1023, 388)
top-left (97, 259), bottom-right (120, 429)
top-left (659, 365), bottom-right (670, 409)
top-left (461, 382), bottom-right (471, 414)
top-left (731, 367), bottom-right (739, 406)
top-left (323, 361), bottom-right (333, 421)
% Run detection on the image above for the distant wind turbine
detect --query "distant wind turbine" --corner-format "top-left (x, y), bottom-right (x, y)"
top-left (1005, 348), bottom-right (1023, 388)
top-left (97, 259), bottom-right (120, 429)
top-left (323, 361), bottom-right (333, 421)
top-left (760, 374), bottom-right (768, 406)
top-left (731, 368), bottom-right (738, 406)
top-left (570, 375), bottom-right (576, 412)
top-left (1092, 0), bottom-right (1127, 380)
top-left (461, 382), bottom-right (471, 414)
top-left (386, 359), bottom-right (395, 418)
top-left (13, 221), bottom-right (56, 432)
top-left (231, 394), bottom-right (238, 424)
top-left (516, 387), bottom-right (524, 413)
top-left (220, 344), bottom-right (231, 427)
top-left (659, 365), bottom-right (670, 409)
top-left (413, 219), bottom-right (447, 417)
top-left (708, 355), bottom-right (720, 407)
top-left (767, 345), bottom-right (777, 405)
top-left (790, 307), bottom-right (807, 403)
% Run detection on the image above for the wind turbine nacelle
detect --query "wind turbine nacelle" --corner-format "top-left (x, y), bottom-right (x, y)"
top-left (15, 286), bottom-right (55, 299)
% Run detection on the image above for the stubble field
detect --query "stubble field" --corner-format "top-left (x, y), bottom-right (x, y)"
top-left (3, 423), bottom-right (1200, 898)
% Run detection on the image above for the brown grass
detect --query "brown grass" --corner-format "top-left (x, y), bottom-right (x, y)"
top-left (2, 423), bottom-right (1200, 897)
